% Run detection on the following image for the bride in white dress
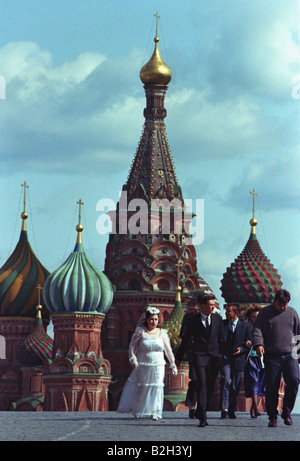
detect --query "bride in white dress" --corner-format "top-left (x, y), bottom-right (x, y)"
top-left (117, 307), bottom-right (178, 420)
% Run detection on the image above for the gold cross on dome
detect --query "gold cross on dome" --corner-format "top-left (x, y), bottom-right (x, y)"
top-left (250, 188), bottom-right (258, 219)
top-left (21, 181), bottom-right (29, 212)
top-left (36, 284), bottom-right (43, 318)
top-left (153, 11), bottom-right (160, 37)
top-left (77, 198), bottom-right (84, 225)
top-left (37, 284), bottom-right (43, 304)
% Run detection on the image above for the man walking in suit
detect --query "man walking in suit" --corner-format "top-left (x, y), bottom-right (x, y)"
top-left (220, 303), bottom-right (252, 419)
top-left (176, 293), bottom-right (224, 427)
top-left (179, 307), bottom-right (198, 419)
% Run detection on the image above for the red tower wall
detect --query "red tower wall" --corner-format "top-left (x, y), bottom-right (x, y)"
top-left (43, 313), bottom-right (111, 412)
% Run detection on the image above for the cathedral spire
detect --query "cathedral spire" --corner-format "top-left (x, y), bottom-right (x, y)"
top-left (126, 14), bottom-right (180, 203)
top-left (105, 16), bottom-right (215, 298)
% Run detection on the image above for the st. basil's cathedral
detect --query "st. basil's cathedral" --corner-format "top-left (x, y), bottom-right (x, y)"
top-left (0, 20), bottom-right (284, 412)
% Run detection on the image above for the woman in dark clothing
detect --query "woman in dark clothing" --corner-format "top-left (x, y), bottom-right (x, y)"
top-left (244, 306), bottom-right (266, 418)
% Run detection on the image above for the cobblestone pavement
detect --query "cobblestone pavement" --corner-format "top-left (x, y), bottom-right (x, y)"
top-left (0, 411), bottom-right (299, 443)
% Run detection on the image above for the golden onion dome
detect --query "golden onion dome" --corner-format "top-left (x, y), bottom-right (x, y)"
top-left (140, 36), bottom-right (172, 85)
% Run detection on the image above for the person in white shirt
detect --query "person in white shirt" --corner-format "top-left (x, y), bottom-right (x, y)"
top-left (176, 294), bottom-right (224, 427)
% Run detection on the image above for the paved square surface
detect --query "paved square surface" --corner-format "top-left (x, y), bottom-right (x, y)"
top-left (0, 411), bottom-right (299, 442)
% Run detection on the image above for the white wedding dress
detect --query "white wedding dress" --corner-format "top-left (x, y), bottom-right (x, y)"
top-left (117, 326), bottom-right (177, 419)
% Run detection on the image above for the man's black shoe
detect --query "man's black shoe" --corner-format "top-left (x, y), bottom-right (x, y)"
top-left (268, 418), bottom-right (277, 427)
top-left (189, 409), bottom-right (196, 419)
top-left (221, 410), bottom-right (229, 419)
top-left (228, 412), bottom-right (237, 419)
top-left (281, 413), bottom-right (293, 426)
top-left (198, 420), bottom-right (208, 427)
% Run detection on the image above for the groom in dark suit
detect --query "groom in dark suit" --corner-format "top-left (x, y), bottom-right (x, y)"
top-left (220, 303), bottom-right (252, 419)
top-left (179, 308), bottom-right (199, 418)
top-left (176, 293), bottom-right (224, 427)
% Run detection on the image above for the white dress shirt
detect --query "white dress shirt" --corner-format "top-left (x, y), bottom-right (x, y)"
top-left (200, 312), bottom-right (211, 328)
top-left (230, 318), bottom-right (238, 332)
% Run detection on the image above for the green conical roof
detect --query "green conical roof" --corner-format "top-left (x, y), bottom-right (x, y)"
top-left (161, 289), bottom-right (184, 353)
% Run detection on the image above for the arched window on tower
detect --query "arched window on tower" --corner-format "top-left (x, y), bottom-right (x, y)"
top-left (157, 279), bottom-right (170, 291)
top-left (128, 280), bottom-right (141, 290)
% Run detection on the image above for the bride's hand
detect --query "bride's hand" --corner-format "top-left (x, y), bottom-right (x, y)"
top-left (171, 366), bottom-right (178, 376)
top-left (131, 358), bottom-right (139, 369)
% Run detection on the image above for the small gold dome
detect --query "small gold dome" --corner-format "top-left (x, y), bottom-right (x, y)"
top-left (140, 37), bottom-right (172, 85)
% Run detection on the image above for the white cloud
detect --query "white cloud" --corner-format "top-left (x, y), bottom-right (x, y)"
top-left (167, 89), bottom-right (278, 158)
top-left (223, 148), bottom-right (300, 212)
top-left (0, 1), bottom-right (298, 184)
top-left (0, 41), bottom-right (106, 100)
top-left (0, 41), bottom-right (52, 82)
top-left (87, 95), bottom-right (143, 148)
top-left (0, 41), bottom-right (144, 174)
top-left (201, 0), bottom-right (300, 100)
top-left (56, 52), bottom-right (107, 85)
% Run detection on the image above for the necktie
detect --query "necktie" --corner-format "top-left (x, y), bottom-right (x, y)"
top-left (205, 316), bottom-right (209, 329)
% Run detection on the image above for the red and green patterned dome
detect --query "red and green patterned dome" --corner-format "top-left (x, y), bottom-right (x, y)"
top-left (16, 305), bottom-right (53, 366)
top-left (220, 221), bottom-right (282, 304)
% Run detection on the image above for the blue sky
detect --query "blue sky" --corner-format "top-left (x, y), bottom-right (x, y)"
top-left (0, 0), bottom-right (299, 319)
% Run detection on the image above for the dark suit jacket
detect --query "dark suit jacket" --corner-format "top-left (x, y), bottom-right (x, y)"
top-left (179, 311), bottom-right (198, 361)
top-left (221, 319), bottom-right (252, 372)
top-left (180, 312), bottom-right (195, 340)
top-left (176, 313), bottom-right (224, 366)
